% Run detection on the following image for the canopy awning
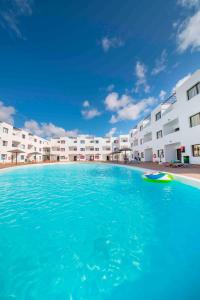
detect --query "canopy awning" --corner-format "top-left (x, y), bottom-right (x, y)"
top-left (7, 149), bottom-right (25, 154)
top-left (28, 152), bottom-right (42, 156)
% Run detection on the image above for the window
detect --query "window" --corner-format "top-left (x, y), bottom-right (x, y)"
top-left (1, 154), bottom-right (7, 160)
top-left (192, 144), bottom-right (200, 157)
top-left (197, 82), bottom-right (200, 93)
top-left (140, 125), bottom-right (143, 131)
top-left (61, 140), bottom-right (65, 144)
top-left (95, 148), bottom-right (99, 151)
top-left (80, 148), bottom-right (85, 151)
top-left (3, 127), bottom-right (8, 133)
top-left (90, 140), bottom-right (94, 143)
top-left (156, 130), bottom-right (163, 139)
top-left (190, 113), bottom-right (200, 127)
top-left (95, 140), bottom-right (99, 144)
top-left (134, 139), bottom-right (138, 146)
top-left (3, 140), bottom-right (8, 146)
top-left (21, 155), bottom-right (25, 160)
top-left (187, 82), bottom-right (200, 100)
top-left (34, 139), bottom-right (37, 142)
top-left (22, 134), bottom-right (26, 139)
top-left (157, 149), bottom-right (164, 158)
top-left (155, 111), bottom-right (161, 121)
top-left (74, 140), bottom-right (77, 143)
top-left (61, 148), bottom-right (65, 151)
top-left (140, 138), bottom-right (143, 145)
top-left (80, 140), bottom-right (85, 144)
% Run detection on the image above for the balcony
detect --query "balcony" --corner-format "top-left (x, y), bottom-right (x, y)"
top-left (163, 131), bottom-right (181, 146)
top-left (142, 115), bottom-right (151, 129)
top-left (163, 118), bottom-right (180, 136)
top-left (143, 132), bottom-right (152, 143)
top-left (161, 94), bottom-right (177, 117)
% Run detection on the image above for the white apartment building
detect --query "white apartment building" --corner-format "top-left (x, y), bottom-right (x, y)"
top-left (49, 134), bottom-right (130, 162)
top-left (0, 121), bottom-right (49, 163)
top-left (129, 69), bottom-right (200, 164)
top-left (0, 121), bottom-right (130, 163)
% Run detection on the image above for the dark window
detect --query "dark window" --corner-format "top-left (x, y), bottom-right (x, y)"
top-left (192, 144), bottom-right (200, 157)
top-left (157, 149), bottom-right (164, 158)
top-left (3, 140), bottom-right (8, 146)
top-left (197, 82), bottom-right (200, 93)
top-left (187, 82), bottom-right (200, 100)
top-left (190, 113), bottom-right (200, 127)
top-left (140, 125), bottom-right (143, 131)
top-left (3, 127), bottom-right (8, 133)
top-left (155, 111), bottom-right (161, 121)
top-left (156, 130), bottom-right (163, 139)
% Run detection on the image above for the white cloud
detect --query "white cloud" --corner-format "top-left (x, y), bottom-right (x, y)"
top-left (81, 108), bottom-right (101, 120)
top-left (172, 73), bottom-right (191, 92)
top-left (101, 37), bottom-right (124, 52)
top-left (152, 50), bottom-right (168, 75)
top-left (177, 10), bottom-right (200, 52)
top-left (0, 101), bottom-right (16, 124)
top-left (83, 100), bottom-right (90, 108)
top-left (176, 0), bottom-right (200, 52)
top-left (177, 0), bottom-right (200, 8)
top-left (0, 0), bottom-right (33, 38)
top-left (104, 92), bottom-right (131, 111)
top-left (24, 120), bottom-right (79, 138)
top-left (134, 61), bottom-right (150, 93)
top-left (105, 92), bottom-right (156, 124)
top-left (106, 127), bottom-right (117, 137)
top-left (159, 90), bottom-right (167, 101)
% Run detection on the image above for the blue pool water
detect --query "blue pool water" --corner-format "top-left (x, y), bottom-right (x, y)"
top-left (0, 163), bottom-right (200, 300)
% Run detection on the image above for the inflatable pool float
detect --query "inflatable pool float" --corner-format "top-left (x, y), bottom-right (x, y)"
top-left (143, 172), bottom-right (173, 183)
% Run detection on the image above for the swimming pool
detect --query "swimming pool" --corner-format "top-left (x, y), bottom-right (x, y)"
top-left (0, 163), bottom-right (200, 300)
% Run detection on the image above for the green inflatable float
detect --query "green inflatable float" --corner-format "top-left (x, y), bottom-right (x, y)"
top-left (143, 172), bottom-right (174, 183)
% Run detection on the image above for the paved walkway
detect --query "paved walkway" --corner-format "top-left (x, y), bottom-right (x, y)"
top-left (112, 162), bottom-right (200, 180)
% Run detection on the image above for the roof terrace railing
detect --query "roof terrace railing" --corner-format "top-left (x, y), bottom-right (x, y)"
top-left (162, 93), bottom-right (177, 105)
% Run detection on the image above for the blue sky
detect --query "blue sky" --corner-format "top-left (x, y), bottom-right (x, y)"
top-left (0, 0), bottom-right (200, 138)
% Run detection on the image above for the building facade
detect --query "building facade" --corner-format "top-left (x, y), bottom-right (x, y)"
top-left (0, 121), bottom-right (130, 163)
top-left (0, 122), bottom-right (49, 163)
top-left (129, 69), bottom-right (200, 164)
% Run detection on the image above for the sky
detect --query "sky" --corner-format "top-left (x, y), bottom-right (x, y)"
top-left (0, 0), bottom-right (200, 138)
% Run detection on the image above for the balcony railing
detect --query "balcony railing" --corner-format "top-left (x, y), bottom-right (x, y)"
top-left (162, 93), bottom-right (177, 105)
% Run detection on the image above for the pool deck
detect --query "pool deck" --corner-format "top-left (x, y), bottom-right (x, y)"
top-left (109, 162), bottom-right (200, 181)
top-left (1, 161), bottom-right (200, 181)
